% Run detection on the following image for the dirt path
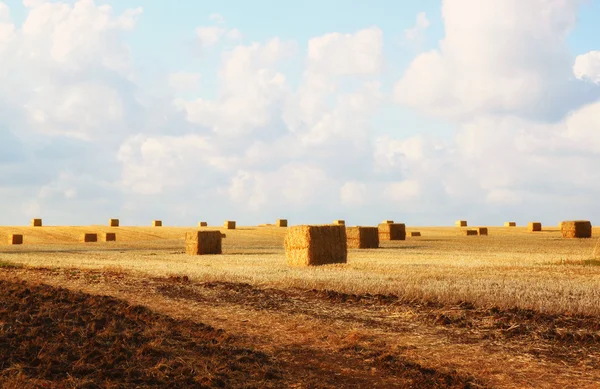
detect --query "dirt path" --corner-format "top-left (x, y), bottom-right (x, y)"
top-left (2, 267), bottom-right (600, 388)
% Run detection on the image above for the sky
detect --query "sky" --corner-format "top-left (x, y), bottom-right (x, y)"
top-left (1, 0), bottom-right (600, 227)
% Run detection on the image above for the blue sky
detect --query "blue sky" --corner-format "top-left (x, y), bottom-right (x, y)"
top-left (1, 0), bottom-right (600, 227)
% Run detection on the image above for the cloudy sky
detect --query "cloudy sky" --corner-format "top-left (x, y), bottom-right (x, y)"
top-left (1, 0), bottom-right (600, 227)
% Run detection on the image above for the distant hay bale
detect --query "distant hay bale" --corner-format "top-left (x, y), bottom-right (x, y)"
top-left (504, 222), bottom-right (516, 227)
top-left (409, 231), bottom-right (421, 237)
top-left (9, 234), bottom-right (23, 245)
top-left (464, 229), bottom-right (478, 236)
top-left (31, 219), bottom-right (42, 227)
top-left (455, 220), bottom-right (467, 227)
top-left (382, 220), bottom-right (394, 224)
top-left (378, 223), bottom-right (406, 241)
top-left (82, 233), bottom-right (98, 243)
top-left (224, 221), bottom-right (236, 230)
top-left (109, 219), bottom-right (119, 227)
top-left (185, 231), bottom-right (223, 255)
top-left (152, 220), bottom-right (162, 227)
top-left (284, 225), bottom-right (347, 266)
top-left (333, 220), bottom-right (345, 226)
top-left (198, 222), bottom-right (208, 227)
top-left (346, 226), bottom-right (379, 249)
top-left (528, 222), bottom-right (542, 232)
top-left (477, 227), bottom-right (488, 236)
top-left (561, 221), bottom-right (592, 239)
top-left (276, 219), bottom-right (288, 227)
top-left (104, 233), bottom-right (116, 242)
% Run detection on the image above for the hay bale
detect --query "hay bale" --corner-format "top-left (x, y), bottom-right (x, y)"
top-left (477, 227), bottom-right (488, 236)
top-left (224, 221), bottom-right (236, 230)
top-left (464, 229), bottom-right (478, 236)
top-left (198, 222), bottom-right (208, 227)
top-left (104, 233), bottom-right (116, 242)
top-left (528, 222), bottom-right (542, 232)
top-left (504, 222), bottom-right (516, 227)
top-left (109, 219), bottom-right (119, 227)
top-left (276, 219), bottom-right (288, 227)
top-left (346, 226), bottom-right (379, 249)
top-left (285, 225), bottom-right (347, 266)
top-left (561, 221), bottom-right (592, 239)
top-left (409, 231), bottom-right (421, 237)
top-left (31, 219), bottom-right (42, 227)
top-left (9, 234), bottom-right (23, 245)
top-left (185, 231), bottom-right (223, 255)
top-left (378, 223), bottom-right (406, 241)
top-left (333, 220), bottom-right (345, 226)
top-left (82, 233), bottom-right (98, 243)
top-left (455, 220), bottom-right (467, 227)
top-left (382, 220), bottom-right (394, 224)
top-left (152, 220), bottom-right (162, 227)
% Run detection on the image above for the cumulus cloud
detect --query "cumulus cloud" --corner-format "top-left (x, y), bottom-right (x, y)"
top-left (402, 12), bottom-right (430, 48)
top-left (574, 51), bottom-right (600, 84)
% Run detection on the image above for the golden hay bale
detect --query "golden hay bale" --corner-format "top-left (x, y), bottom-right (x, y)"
top-left (504, 222), bottom-right (516, 227)
top-left (477, 227), bottom-right (488, 236)
top-left (82, 233), bottom-right (98, 243)
top-left (31, 219), bottom-right (42, 227)
top-left (284, 225), bottom-right (347, 266)
top-left (198, 222), bottom-right (208, 227)
top-left (185, 231), bottom-right (223, 255)
top-left (109, 219), bottom-right (119, 227)
top-left (378, 223), bottom-right (406, 241)
top-left (455, 220), bottom-right (467, 227)
top-left (382, 220), bottom-right (394, 224)
top-left (276, 219), bottom-right (288, 227)
top-left (333, 220), bottom-right (345, 226)
top-left (528, 222), bottom-right (542, 232)
top-left (224, 220), bottom-right (236, 230)
top-left (346, 226), bottom-right (379, 249)
top-left (464, 229), bottom-right (478, 236)
top-left (152, 220), bottom-right (162, 227)
top-left (9, 234), bottom-right (23, 245)
top-left (104, 232), bottom-right (116, 242)
top-left (409, 231), bottom-right (421, 237)
top-left (561, 221), bottom-right (592, 239)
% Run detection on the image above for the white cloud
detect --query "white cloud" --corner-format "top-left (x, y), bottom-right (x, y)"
top-left (574, 51), bottom-right (600, 84)
top-left (402, 12), bottom-right (430, 47)
top-left (168, 72), bottom-right (201, 92)
top-left (340, 181), bottom-right (367, 207)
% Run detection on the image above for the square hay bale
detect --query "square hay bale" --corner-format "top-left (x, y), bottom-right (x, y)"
top-left (104, 232), bottom-right (116, 242)
top-left (185, 231), bottom-right (223, 255)
top-left (477, 227), bottom-right (488, 236)
top-left (528, 222), bottom-right (542, 232)
top-left (224, 220), bottom-right (236, 230)
top-left (285, 225), bottom-right (347, 266)
top-left (109, 219), bottom-right (119, 227)
top-left (504, 222), bottom-right (516, 227)
top-left (409, 231), bottom-right (421, 237)
top-left (9, 234), bottom-right (23, 245)
top-left (152, 220), bottom-right (162, 227)
top-left (346, 226), bottom-right (379, 249)
top-left (31, 219), bottom-right (42, 227)
top-left (198, 222), bottom-right (208, 227)
top-left (333, 220), bottom-right (345, 226)
top-left (276, 219), bottom-right (288, 227)
top-left (455, 220), bottom-right (467, 227)
top-left (378, 223), bottom-right (406, 241)
top-left (561, 220), bottom-right (592, 239)
top-left (382, 220), bottom-right (394, 224)
top-left (82, 233), bottom-right (98, 243)
top-left (464, 229), bottom-right (478, 236)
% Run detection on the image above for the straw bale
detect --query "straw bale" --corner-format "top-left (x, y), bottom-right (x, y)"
top-left (186, 231), bottom-right (222, 255)
top-left (464, 229), bottom-right (478, 236)
top-left (109, 219), bottom-right (119, 227)
top-left (409, 231), bottom-right (421, 237)
top-left (276, 219), bottom-right (288, 227)
top-left (346, 227), bottom-right (379, 249)
top-left (224, 221), bottom-right (236, 229)
top-left (333, 220), bottom-right (345, 226)
top-left (82, 233), bottom-right (98, 243)
top-left (198, 222), bottom-right (208, 227)
top-left (152, 220), bottom-right (162, 227)
top-left (9, 234), bottom-right (23, 245)
top-left (104, 233), bottom-right (116, 242)
top-left (561, 220), bottom-right (592, 239)
top-left (477, 227), bottom-right (488, 236)
top-left (31, 219), bottom-right (42, 227)
top-left (455, 220), bottom-right (467, 227)
top-left (528, 222), bottom-right (542, 232)
top-left (285, 225), bottom-right (347, 266)
top-left (504, 222), bottom-right (516, 227)
top-left (382, 220), bottom-right (394, 224)
top-left (378, 223), bottom-right (406, 241)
